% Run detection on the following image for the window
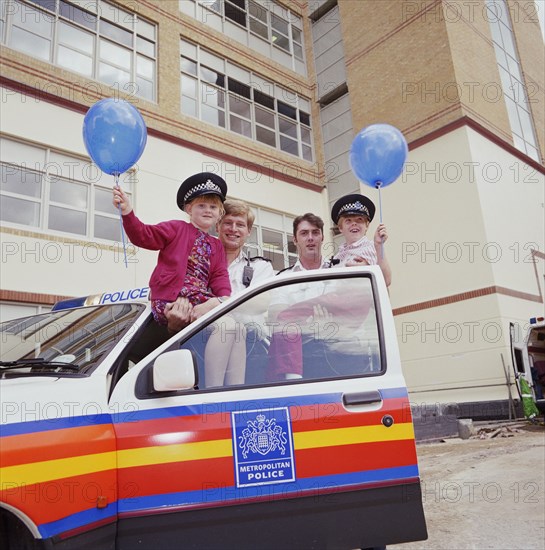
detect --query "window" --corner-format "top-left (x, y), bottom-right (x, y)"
top-left (248, 0), bottom-right (268, 39)
top-left (271, 13), bottom-right (289, 52)
top-left (179, 275), bottom-right (381, 389)
top-left (242, 206), bottom-right (296, 271)
top-left (180, 40), bottom-right (313, 160)
top-left (1, 0), bottom-right (157, 101)
top-left (180, 0), bottom-right (305, 69)
top-left (225, 0), bottom-right (246, 27)
top-left (0, 136), bottom-right (133, 241)
top-left (486, 0), bottom-right (541, 162)
top-left (0, 302), bottom-right (51, 323)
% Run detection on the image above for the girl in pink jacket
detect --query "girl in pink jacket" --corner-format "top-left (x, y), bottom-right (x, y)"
top-left (113, 172), bottom-right (231, 328)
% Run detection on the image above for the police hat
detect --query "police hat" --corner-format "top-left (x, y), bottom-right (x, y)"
top-left (177, 172), bottom-right (227, 210)
top-left (331, 194), bottom-right (375, 225)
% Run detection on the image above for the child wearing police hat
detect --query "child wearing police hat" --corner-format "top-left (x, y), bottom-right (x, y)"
top-left (331, 193), bottom-right (391, 286)
top-left (113, 172), bottom-right (231, 327)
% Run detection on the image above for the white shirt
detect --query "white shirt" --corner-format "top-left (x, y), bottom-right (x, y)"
top-left (285, 257), bottom-right (331, 273)
top-left (228, 252), bottom-right (274, 295)
top-left (227, 252), bottom-right (275, 327)
top-left (270, 257), bottom-right (334, 309)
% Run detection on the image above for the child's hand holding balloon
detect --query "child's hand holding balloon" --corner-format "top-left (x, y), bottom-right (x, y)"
top-left (113, 186), bottom-right (132, 216)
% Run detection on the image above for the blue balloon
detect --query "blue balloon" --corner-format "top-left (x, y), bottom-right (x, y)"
top-left (82, 98), bottom-right (147, 175)
top-left (350, 124), bottom-right (408, 188)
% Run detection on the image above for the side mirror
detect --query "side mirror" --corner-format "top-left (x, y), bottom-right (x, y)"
top-left (152, 349), bottom-right (197, 391)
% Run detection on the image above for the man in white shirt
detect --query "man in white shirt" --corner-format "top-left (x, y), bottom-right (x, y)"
top-left (278, 212), bottom-right (332, 274)
top-left (271, 213), bottom-right (333, 326)
top-left (201, 199), bottom-right (275, 386)
top-left (220, 199), bottom-right (275, 293)
top-left (270, 213), bottom-right (335, 380)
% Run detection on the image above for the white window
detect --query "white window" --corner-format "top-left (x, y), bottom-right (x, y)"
top-left (9, 0), bottom-right (53, 61)
top-left (0, 302), bottom-right (51, 322)
top-left (2, 0), bottom-right (157, 101)
top-left (248, 0), bottom-right (268, 39)
top-left (271, 13), bottom-right (289, 52)
top-left (57, 20), bottom-right (95, 77)
top-left (180, 40), bottom-right (313, 160)
top-left (0, 137), bottom-right (133, 241)
top-left (245, 206), bottom-right (296, 271)
top-left (180, 0), bottom-right (305, 69)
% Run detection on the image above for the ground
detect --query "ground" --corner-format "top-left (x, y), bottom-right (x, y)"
top-left (390, 421), bottom-right (545, 550)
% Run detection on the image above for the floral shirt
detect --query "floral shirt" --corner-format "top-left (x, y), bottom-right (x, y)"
top-left (178, 230), bottom-right (215, 305)
top-left (151, 230), bottom-right (215, 325)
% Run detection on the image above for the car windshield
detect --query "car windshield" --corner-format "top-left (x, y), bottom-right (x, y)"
top-left (0, 304), bottom-right (146, 375)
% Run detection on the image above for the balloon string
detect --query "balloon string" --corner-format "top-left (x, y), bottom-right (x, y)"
top-left (115, 173), bottom-right (128, 268)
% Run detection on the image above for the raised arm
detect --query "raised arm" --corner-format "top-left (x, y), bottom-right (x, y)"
top-left (374, 223), bottom-right (392, 287)
top-left (112, 186), bottom-right (178, 251)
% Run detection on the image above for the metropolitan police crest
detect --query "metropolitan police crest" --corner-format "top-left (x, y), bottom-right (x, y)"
top-left (238, 414), bottom-right (287, 458)
top-left (232, 407), bottom-right (295, 487)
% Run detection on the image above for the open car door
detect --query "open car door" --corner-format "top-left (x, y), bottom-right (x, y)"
top-left (109, 267), bottom-right (427, 549)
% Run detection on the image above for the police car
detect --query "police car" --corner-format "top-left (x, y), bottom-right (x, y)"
top-left (0, 266), bottom-right (427, 549)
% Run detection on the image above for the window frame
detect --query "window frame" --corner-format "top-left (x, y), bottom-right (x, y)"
top-left (1, 0), bottom-right (157, 102)
top-left (180, 39), bottom-right (313, 161)
top-left (0, 137), bottom-right (133, 242)
top-left (243, 205), bottom-right (296, 271)
top-left (181, 0), bottom-right (305, 65)
top-left (486, 0), bottom-right (541, 162)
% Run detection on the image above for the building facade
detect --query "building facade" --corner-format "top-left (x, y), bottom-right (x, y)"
top-left (1, 0), bottom-right (544, 416)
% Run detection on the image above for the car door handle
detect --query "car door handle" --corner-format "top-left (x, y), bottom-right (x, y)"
top-left (342, 390), bottom-right (382, 407)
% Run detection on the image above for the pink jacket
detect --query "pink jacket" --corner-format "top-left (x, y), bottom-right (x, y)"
top-left (122, 211), bottom-right (231, 302)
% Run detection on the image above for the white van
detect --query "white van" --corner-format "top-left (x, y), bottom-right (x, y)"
top-left (510, 316), bottom-right (545, 416)
top-left (0, 266), bottom-right (427, 549)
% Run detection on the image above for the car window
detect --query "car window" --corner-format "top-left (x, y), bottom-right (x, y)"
top-left (180, 275), bottom-right (381, 389)
top-left (0, 304), bottom-right (146, 374)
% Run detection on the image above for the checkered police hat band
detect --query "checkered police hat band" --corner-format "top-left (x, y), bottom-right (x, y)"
top-left (184, 179), bottom-right (222, 202)
top-left (338, 201), bottom-right (369, 217)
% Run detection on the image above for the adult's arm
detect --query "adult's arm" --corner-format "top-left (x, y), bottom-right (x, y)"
top-left (250, 260), bottom-right (275, 285)
top-left (208, 239), bottom-right (232, 297)
top-left (378, 254), bottom-right (392, 287)
top-left (231, 259), bottom-right (275, 319)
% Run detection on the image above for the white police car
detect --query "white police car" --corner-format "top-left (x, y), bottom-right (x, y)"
top-left (0, 266), bottom-right (427, 549)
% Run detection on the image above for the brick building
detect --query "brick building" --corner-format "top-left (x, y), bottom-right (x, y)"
top-left (1, 0), bottom-right (544, 414)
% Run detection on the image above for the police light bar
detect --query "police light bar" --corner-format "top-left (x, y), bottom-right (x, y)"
top-left (52, 287), bottom-right (150, 311)
top-left (51, 296), bottom-right (88, 311)
top-left (530, 316), bottom-right (545, 325)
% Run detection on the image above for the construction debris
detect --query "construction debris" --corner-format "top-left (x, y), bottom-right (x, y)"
top-left (473, 425), bottom-right (524, 439)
